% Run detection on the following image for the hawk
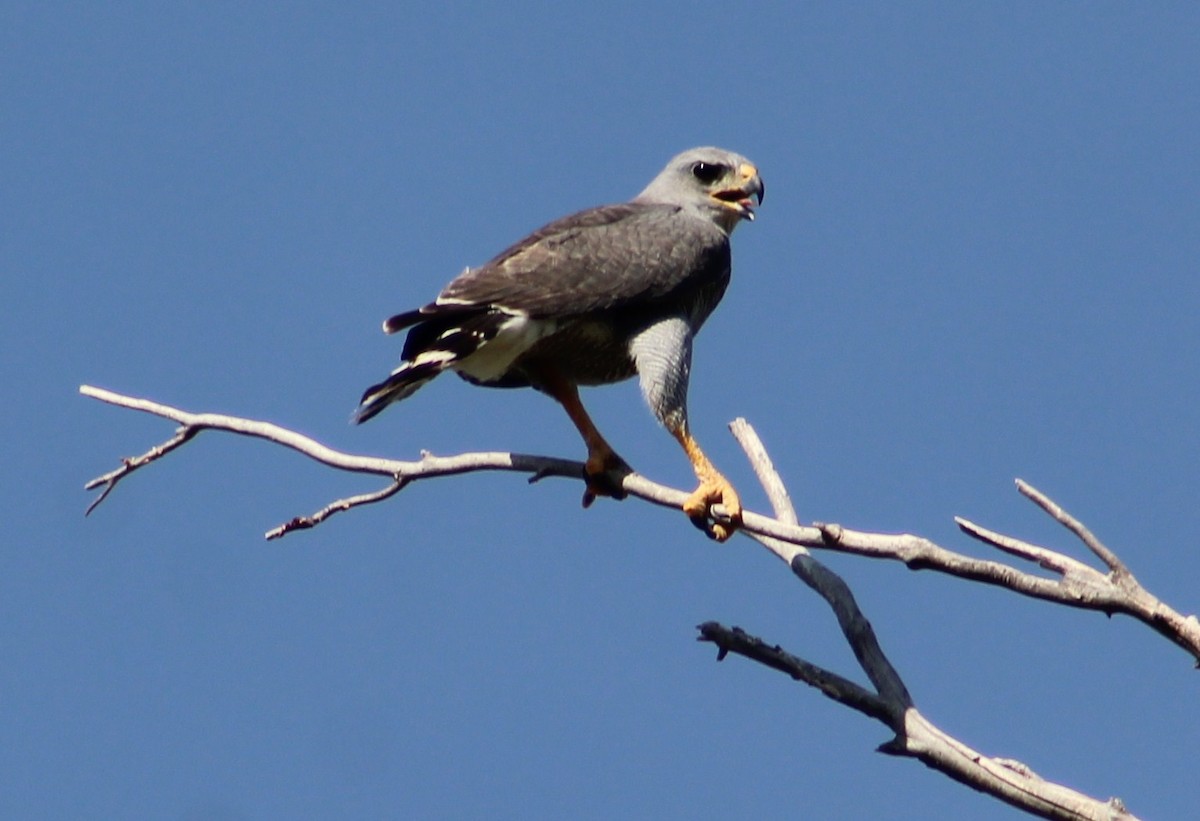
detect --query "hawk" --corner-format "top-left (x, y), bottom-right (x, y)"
top-left (355, 147), bottom-right (764, 540)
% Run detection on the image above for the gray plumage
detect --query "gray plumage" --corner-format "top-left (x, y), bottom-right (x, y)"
top-left (356, 146), bottom-right (764, 433)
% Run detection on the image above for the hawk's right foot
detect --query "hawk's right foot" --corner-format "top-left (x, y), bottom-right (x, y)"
top-left (581, 447), bottom-right (631, 507)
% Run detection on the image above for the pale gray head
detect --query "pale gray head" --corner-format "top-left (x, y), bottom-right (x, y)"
top-left (634, 146), bottom-right (765, 235)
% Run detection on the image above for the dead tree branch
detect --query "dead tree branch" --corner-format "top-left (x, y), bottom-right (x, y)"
top-left (701, 421), bottom-right (1137, 820)
top-left (696, 625), bottom-right (1131, 820)
top-left (81, 384), bottom-right (1200, 668)
top-left (83, 386), bottom-right (1197, 816)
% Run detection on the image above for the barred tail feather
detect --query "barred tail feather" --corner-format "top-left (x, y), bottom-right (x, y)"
top-left (352, 360), bottom-right (445, 424)
top-left (356, 305), bottom-right (506, 424)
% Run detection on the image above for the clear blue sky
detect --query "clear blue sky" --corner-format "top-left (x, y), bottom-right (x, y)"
top-left (5, 3), bottom-right (1199, 819)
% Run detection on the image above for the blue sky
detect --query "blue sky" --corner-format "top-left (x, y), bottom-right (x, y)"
top-left (5, 3), bottom-right (1199, 818)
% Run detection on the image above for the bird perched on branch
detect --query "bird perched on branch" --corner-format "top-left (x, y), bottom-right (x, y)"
top-left (355, 147), bottom-right (764, 540)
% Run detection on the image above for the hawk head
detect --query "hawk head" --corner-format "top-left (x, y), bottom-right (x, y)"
top-left (635, 147), bottom-right (765, 235)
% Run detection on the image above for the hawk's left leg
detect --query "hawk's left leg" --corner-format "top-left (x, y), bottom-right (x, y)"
top-left (669, 422), bottom-right (743, 542)
top-left (630, 317), bottom-right (743, 541)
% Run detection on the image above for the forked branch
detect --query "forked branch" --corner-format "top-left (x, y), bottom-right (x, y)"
top-left (703, 421), bottom-right (1136, 820)
top-left (84, 386), bottom-right (1196, 817)
top-left (81, 384), bottom-right (1200, 667)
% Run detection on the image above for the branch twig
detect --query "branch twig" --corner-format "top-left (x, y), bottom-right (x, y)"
top-left (264, 478), bottom-right (408, 540)
top-left (84, 425), bottom-right (199, 515)
top-left (1016, 479), bottom-right (1131, 578)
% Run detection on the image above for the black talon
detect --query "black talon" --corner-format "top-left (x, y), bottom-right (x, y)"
top-left (581, 463), bottom-right (629, 504)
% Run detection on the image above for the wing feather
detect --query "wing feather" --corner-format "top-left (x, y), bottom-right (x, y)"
top-left (437, 203), bottom-right (730, 318)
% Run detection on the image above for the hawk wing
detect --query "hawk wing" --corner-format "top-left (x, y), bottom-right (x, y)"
top-left (390, 203), bottom-right (731, 330)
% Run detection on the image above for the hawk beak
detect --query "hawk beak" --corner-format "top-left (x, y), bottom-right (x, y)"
top-left (713, 163), bottom-right (765, 221)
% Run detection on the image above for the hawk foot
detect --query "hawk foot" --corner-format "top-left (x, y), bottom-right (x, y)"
top-left (683, 477), bottom-right (743, 542)
top-left (581, 449), bottom-right (631, 508)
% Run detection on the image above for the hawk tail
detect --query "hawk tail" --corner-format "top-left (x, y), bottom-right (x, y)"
top-left (353, 359), bottom-right (446, 424)
top-left (354, 307), bottom-right (503, 424)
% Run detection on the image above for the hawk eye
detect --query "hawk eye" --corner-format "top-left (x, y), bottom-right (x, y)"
top-left (691, 161), bottom-right (725, 184)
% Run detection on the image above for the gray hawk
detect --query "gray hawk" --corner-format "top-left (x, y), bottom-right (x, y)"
top-left (355, 147), bottom-right (764, 540)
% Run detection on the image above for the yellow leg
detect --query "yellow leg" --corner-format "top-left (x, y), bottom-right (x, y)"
top-left (536, 367), bottom-right (629, 505)
top-left (671, 425), bottom-right (742, 541)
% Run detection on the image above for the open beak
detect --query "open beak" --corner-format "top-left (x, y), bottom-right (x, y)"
top-left (713, 162), bottom-right (765, 221)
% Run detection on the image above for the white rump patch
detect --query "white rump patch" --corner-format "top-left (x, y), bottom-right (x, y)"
top-left (453, 312), bottom-right (557, 382)
top-left (411, 349), bottom-right (457, 366)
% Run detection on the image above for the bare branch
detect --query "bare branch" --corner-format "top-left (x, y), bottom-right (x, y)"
top-left (698, 622), bottom-right (1136, 820)
top-left (730, 419), bottom-right (911, 706)
top-left (729, 417), bottom-right (799, 526)
top-left (719, 421), bottom-right (1145, 817)
top-left (954, 516), bottom-right (1099, 578)
top-left (696, 622), bottom-right (893, 723)
top-left (1016, 479), bottom-right (1131, 578)
top-left (84, 386), bottom-right (1183, 815)
top-left (84, 424), bottom-right (199, 515)
top-left (81, 385), bottom-right (1200, 667)
top-left (897, 709), bottom-right (1134, 820)
top-left (264, 478), bottom-right (408, 540)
